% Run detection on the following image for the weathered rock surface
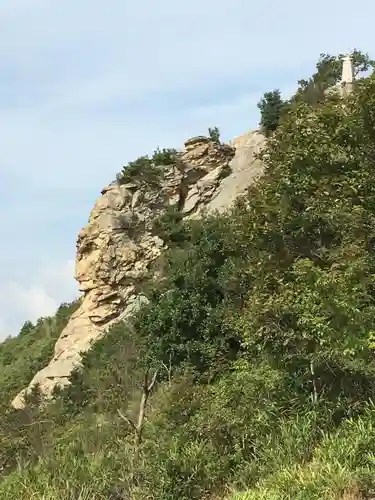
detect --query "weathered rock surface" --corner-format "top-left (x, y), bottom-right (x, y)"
top-left (196, 130), bottom-right (265, 216)
top-left (11, 130), bottom-right (266, 409)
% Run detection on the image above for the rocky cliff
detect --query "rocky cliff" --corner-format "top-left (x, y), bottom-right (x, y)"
top-left (11, 130), bottom-right (265, 409)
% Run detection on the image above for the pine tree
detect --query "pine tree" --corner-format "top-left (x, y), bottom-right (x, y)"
top-left (257, 89), bottom-right (284, 136)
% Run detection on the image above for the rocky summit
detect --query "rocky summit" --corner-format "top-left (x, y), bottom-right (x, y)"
top-left (11, 130), bottom-right (265, 409)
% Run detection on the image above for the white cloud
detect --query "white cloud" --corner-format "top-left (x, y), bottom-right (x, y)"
top-left (7, 284), bottom-right (57, 320)
top-left (0, 0), bottom-right (374, 338)
top-left (0, 260), bottom-right (79, 340)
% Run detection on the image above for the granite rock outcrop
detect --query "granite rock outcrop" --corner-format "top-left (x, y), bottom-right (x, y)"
top-left (12, 130), bottom-right (265, 409)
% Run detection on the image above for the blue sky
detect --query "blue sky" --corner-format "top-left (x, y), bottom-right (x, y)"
top-left (0, 0), bottom-right (374, 339)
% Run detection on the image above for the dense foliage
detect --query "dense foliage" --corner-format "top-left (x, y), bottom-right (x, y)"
top-left (2, 51), bottom-right (375, 499)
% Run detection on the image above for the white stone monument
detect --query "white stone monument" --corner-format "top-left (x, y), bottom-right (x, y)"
top-left (340, 53), bottom-right (354, 97)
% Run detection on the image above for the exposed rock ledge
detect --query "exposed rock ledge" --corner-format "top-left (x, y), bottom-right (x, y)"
top-left (11, 130), bottom-right (265, 409)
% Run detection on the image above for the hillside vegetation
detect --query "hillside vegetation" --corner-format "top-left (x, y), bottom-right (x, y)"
top-left (1, 51), bottom-right (375, 500)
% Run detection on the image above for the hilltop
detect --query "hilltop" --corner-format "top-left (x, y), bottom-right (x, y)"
top-left (1, 50), bottom-right (375, 500)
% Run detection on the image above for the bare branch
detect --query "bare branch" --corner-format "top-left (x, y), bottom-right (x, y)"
top-left (117, 409), bottom-right (136, 431)
top-left (310, 360), bottom-right (318, 405)
top-left (161, 352), bottom-right (173, 386)
top-left (147, 369), bottom-right (159, 393)
top-left (118, 368), bottom-right (159, 452)
top-left (0, 455), bottom-right (11, 472)
top-left (143, 368), bottom-right (150, 392)
top-left (19, 419), bottom-right (52, 428)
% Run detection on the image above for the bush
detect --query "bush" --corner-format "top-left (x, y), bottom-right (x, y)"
top-left (208, 126), bottom-right (221, 143)
top-left (117, 147), bottom-right (178, 189)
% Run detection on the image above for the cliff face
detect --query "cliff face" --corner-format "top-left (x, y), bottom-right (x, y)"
top-left (12, 130), bottom-right (265, 409)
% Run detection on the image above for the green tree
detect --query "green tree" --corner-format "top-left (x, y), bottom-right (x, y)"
top-left (18, 321), bottom-right (34, 337)
top-left (208, 126), bottom-right (221, 143)
top-left (257, 89), bottom-right (285, 136)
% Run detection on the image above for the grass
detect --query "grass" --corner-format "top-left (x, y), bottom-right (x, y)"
top-left (229, 405), bottom-right (375, 500)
